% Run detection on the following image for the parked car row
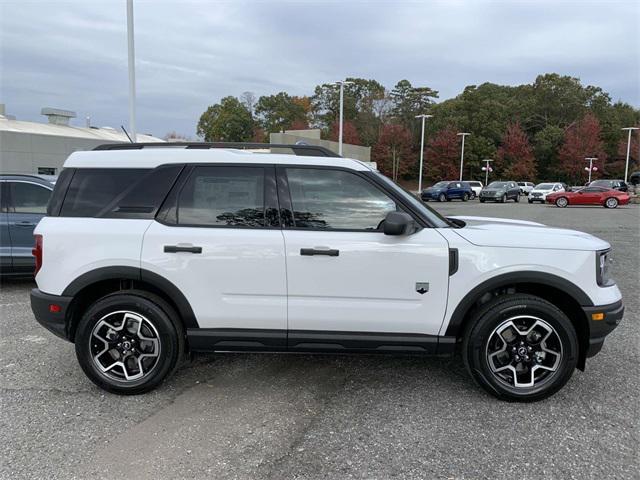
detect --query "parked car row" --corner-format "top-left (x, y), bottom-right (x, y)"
top-left (1, 175), bottom-right (55, 277)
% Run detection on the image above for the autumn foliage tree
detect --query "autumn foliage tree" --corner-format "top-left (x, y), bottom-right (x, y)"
top-left (328, 120), bottom-right (361, 145)
top-left (558, 113), bottom-right (607, 183)
top-left (372, 124), bottom-right (413, 181)
top-left (496, 122), bottom-right (537, 179)
top-left (425, 127), bottom-right (460, 182)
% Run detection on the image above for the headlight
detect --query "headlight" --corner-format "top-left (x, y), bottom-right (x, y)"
top-left (596, 249), bottom-right (614, 286)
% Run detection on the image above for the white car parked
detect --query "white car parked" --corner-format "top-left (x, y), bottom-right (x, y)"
top-left (518, 182), bottom-right (535, 195)
top-left (463, 180), bottom-right (483, 198)
top-left (528, 182), bottom-right (565, 203)
top-left (31, 143), bottom-right (623, 401)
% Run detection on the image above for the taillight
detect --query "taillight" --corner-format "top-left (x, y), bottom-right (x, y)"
top-left (32, 235), bottom-right (43, 276)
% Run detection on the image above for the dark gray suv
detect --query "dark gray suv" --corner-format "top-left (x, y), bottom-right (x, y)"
top-left (0, 175), bottom-right (54, 277)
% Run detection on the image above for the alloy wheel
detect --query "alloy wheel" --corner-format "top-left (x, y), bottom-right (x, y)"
top-left (90, 311), bottom-right (161, 382)
top-left (556, 197), bottom-right (568, 208)
top-left (605, 197), bottom-right (618, 208)
top-left (485, 315), bottom-right (562, 388)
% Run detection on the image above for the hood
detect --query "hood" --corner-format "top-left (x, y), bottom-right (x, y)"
top-left (531, 188), bottom-right (553, 193)
top-left (449, 216), bottom-right (609, 251)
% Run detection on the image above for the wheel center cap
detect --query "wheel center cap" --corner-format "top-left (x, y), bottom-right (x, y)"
top-left (122, 341), bottom-right (131, 350)
top-left (517, 346), bottom-right (528, 357)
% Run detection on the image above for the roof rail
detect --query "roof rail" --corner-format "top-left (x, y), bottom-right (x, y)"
top-left (93, 142), bottom-right (341, 157)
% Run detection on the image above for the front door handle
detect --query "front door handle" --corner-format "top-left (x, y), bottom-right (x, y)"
top-left (300, 248), bottom-right (339, 257)
top-left (164, 245), bottom-right (202, 254)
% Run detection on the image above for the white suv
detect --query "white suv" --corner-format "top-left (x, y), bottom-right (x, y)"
top-left (31, 144), bottom-right (624, 401)
top-left (529, 182), bottom-right (565, 203)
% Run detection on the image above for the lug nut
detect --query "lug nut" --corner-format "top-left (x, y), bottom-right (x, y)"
top-left (524, 355), bottom-right (530, 361)
top-left (527, 346), bottom-right (532, 351)
top-left (515, 355), bottom-right (521, 362)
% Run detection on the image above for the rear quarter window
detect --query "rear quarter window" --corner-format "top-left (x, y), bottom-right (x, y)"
top-left (60, 168), bottom-right (149, 217)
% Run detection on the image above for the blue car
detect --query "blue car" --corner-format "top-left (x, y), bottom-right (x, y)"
top-left (421, 181), bottom-right (473, 202)
top-left (1, 175), bottom-right (54, 277)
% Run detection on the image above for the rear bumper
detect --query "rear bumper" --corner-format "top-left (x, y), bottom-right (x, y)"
top-left (30, 288), bottom-right (73, 342)
top-left (583, 299), bottom-right (624, 357)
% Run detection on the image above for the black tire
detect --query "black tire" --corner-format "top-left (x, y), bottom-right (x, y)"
top-left (555, 197), bottom-right (568, 208)
top-left (438, 193), bottom-right (446, 202)
top-left (462, 193), bottom-right (469, 202)
top-left (75, 291), bottom-right (185, 395)
top-left (479, 198), bottom-right (485, 203)
top-left (528, 199), bottom-right (533, 204)
top-left (514, 194), bottom-right (520, 203)
top-left (462, 294), bottom-right (578, 402)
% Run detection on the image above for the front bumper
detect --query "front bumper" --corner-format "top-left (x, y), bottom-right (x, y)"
top-left (30, 288), bottom-right (73, 342)
top-left (583, 299), bottom-right (624, 357)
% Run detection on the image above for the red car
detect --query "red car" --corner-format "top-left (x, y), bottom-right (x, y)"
top-left (546, 186), bottom-right (630, 208)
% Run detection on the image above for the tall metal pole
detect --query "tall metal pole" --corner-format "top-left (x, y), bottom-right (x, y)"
top-left (585, 157), bottom-right (597, 184)
top-left (483, 159), bottom-right (494, 185)
top-left (415, 114), bottom-right (432, 192)
top-left (458, 132), bottom-right (470, 181)
top-left (126, 0), bottom-right (137, 141)
top-left (335, 80), bottom-right (354, 156)
top-left (338, 82), bottom-right (344, 156)
top-left (622, 127), bottom-right (639, 183)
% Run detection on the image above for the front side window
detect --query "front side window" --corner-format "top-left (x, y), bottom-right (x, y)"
top-left (10, 182), bottom-right (51, 214)
top-left (176, 166), bottom-right (265, 227)
top-left (286, 168), bottom-right (396, 230)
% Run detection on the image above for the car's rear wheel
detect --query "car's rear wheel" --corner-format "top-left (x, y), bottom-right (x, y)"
top-left (438, 193), bottom-right (446, 202)
top-left (604, 197), bottom-right (618, 209)
top-left (463, 294), bottom-right (578, 402)
top-left (555, 197), bottom-right (568, 208)
top-left (462, 193), bottom-right (469, 201)
top-left (75, 291), bottom-right (184, 394)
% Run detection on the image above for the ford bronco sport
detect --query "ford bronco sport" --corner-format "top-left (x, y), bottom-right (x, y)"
top-left (30, 143), bottom-right (624, 401)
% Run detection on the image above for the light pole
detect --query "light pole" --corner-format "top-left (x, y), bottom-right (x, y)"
top-left (482, 159), bottom-right (494, 185)
top-left (126, 0), bottom-right (137, 141)
top-left (585, 157), bottom-right (598, 184)
top-left (415, 114), bottom-right (433, 192)
top-left (457, 132), bottom-right (470, 181)
top-left (335, 80), bottom-right (354, 155)
top-left (622, 127), bottom-right (639, 183)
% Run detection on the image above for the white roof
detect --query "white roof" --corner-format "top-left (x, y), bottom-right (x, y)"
top-left (0, 117), bottom-right (163, 143)
top-left (63, 147), bottom-right (372, 171)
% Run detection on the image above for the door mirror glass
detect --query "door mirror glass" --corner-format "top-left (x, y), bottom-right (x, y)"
top-left (383, 211), bottom-right (415, 236)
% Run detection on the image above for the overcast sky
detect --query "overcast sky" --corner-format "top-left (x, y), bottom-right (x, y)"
top-left (1, 0), bottom-right (638, 138)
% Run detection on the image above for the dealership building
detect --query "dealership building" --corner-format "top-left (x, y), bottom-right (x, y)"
top-left (0, 105), bottom-right (163, 175)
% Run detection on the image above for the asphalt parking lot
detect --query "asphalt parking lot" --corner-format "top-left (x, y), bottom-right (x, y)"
top-left (1, 201), bottom-right (638, 480)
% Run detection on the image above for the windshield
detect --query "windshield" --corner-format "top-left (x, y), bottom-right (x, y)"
top-left (488, 182), bottom-right (507, 188)
top-left (432, 181), bottom-right (448, 188)
top-left (534, 183), bottom-right (555, 190)
top-left (371, 171), bottom-right (452, 228)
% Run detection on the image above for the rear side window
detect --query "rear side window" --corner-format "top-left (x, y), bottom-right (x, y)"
top-left (10, 182), bottom-right (51, 214)
top-left (175, 166), bottom-right (265, 227)
top-left (60, 169), bottom-right (148, 217)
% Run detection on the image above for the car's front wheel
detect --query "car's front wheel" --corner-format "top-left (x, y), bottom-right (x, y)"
top-left (462, 192), bottom-right (469, 201)
top-left (555, 197), bottom-right (568, 208)
top-left (438, 193), bottom-right (446, 202)
top-left (514, 194), bottom-right (520, 203)
top-left (463, 294), bottom-right (578, 402)
top-left (75, 291), bottom-right (184, 395)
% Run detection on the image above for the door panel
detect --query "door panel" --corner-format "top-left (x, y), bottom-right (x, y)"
top-left (7, 182), bottom-right (51, 272)
top-left (142, 223), bottom-right (287, 330)
top-left (283, 229), bottom-right (450, 335)
top-left (0, 182), bottom-right (10, 272)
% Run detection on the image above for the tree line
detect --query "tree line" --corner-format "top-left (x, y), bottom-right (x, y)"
top-left (196, 73), bottom-right (640, 185)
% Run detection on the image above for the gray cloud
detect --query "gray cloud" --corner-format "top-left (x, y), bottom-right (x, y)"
top-left (1, 0), bottom-right (638, 138)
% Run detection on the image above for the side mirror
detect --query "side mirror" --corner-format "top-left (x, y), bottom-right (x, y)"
top-left (383, 211), bottom-right (415, 236)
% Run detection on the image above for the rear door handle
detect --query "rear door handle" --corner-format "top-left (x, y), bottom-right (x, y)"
top-left (14, 221), bottom-right (37, 227)
top-left (300, 248), bottom-right (339, 257)
top-left (164, 245), bottom-right (202, 254)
